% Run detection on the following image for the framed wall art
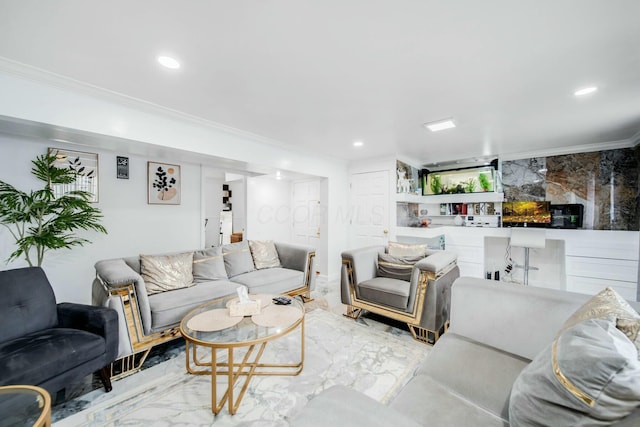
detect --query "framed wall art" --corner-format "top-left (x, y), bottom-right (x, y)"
top-left (148, 162), bottom-right (181, 205)
top-left (116, 156), bottom-right (129, 179)
top-left (49, 148), bottom-right (99, 203)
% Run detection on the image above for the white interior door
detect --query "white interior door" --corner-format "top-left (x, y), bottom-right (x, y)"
top-left (350, 170), bottom-right (390, 248)
top-left (292, 180), bottom-right (321, 249)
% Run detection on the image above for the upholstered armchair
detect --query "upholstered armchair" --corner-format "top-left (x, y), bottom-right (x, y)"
top-left (341, 244), bottom-right (459, 344)
top-left (0, 267), bottom-right (118, 395)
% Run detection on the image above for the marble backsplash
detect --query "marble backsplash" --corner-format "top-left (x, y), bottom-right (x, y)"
top-left (502, 147), bottom-right (639, 230)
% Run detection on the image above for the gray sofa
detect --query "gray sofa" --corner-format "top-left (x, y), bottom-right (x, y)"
top-left (92, 241), bottom-right (316, 365)
top-left (292, 278), bottom-right (640, 426)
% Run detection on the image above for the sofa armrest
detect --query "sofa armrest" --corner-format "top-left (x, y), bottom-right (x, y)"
top-left (275, 242), bottom-right (313, 271)
top-left (95, 259), bottom-right (152, 335)
top-left (415, 250), bottom-right (457, 275)
top-left (274, 242), bottom-right (317, 294)
top-left (57, 303), bottom-right (119, 363)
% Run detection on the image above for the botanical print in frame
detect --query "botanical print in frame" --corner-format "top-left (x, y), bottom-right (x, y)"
top-left (148, 162), bottom-right (181, 205)
top-left (49, 148), bottom-right (99, 203)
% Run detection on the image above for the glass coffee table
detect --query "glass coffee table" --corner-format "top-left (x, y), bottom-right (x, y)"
top-left (180, 294), bottom-right (304, 415)
top-left (0, 385), bottom-right (51, 427)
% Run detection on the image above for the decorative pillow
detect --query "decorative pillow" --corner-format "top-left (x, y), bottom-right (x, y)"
top-left (248, 240), bottom-right (282, 269)
top-left (388, 241), bottom-right (427, 258)
top-left (509, 318), bottom-right (640, 425)
top-left (376, 253), bottom-right (424, 281)
top-left (560, 287), bottom-right (640, 355)
top-left (140, 252), bottom-right (194, 295)
top-left (192, 247), bottom-right (227, 282)
top-left (222, 241), bottom-right (256, 277)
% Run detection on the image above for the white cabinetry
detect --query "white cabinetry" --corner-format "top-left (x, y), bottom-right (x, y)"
top-left (394, 226), bottom-right (639, 301)
top-left (562, 230), bottom-right (639, 301)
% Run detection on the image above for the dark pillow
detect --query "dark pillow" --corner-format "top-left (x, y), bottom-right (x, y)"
top-left (376, 253), bottom-right (424, 281)
top-left (193, 247), bottom-right (228, 282)
top-left (222, 241), bottom-right (256, 277)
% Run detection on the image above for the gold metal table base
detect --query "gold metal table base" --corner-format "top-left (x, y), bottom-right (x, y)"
top-left (184, 321), bottom-right (304, 415)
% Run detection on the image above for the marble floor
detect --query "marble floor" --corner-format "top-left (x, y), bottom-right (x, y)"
top-left (51, 279), bottom-right (419, 424)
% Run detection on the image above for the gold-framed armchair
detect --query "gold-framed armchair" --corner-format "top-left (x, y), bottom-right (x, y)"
top-left (341, 245), bottom-right (459, 344)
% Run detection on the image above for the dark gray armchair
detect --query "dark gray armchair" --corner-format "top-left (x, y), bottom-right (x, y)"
top-left (0, 267), bottom-right (118, 395)
top-left (341, 245), bottom-right (460, 344)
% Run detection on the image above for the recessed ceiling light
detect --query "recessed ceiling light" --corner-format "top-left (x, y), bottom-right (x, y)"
top-left (157, 55), bottom-right (180, 69)
top-left (574, 86), bottom-right (597, 96)
top-left (424, 119), bottom-right (456, 132)
top-left (353, 141), bottom-right (364, 147)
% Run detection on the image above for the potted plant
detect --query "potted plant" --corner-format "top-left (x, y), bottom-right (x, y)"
top-left (465, 178), bottom-right (477, 193)
top-left (429, 174), bottom-right (442, 194)
top-left (0, 151), bottom-right (107, 266)
top-left (478, 172), bottom-right (492, 192)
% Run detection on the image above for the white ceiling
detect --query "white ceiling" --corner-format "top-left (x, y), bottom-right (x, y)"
top-left (1, 0), bottom-right (639, 166)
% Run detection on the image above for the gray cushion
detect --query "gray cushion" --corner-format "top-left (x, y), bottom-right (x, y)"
top-left (222, 241), bottom-right (256, 277)
top-left (290, 385), bottom-right (422, 427)
top-left (147, 280), bottom-right (238, 331)
top-left (411, 333), bottom-right (529, 421)
top-left (192, 247), bottom-right (227, 282)
top-left (230, 268), bottom-right (303, 294)
top-left (376, 253), bottom-right (422, 281)
top-left (358, 277), bottom-right (410, 310)
top-left (509, 318), bottom-right (640, 426)
top-left (391, 372), bottom-right (508, 427)
top-left (249, 240), bottom-right (282, 269)
top-left (140, 252), bottom-right (194, 295)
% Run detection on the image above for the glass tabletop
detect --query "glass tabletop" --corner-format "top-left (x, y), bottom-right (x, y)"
top-left (180, 294), bottom-right (304, 346)
top-left (0, 385), bottom-right (51, 427)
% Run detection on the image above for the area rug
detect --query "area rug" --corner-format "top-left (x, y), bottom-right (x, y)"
top-left (54, 309), bottom-right (429, 426)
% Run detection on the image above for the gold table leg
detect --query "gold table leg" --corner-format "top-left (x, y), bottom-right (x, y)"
top-left (185, 321), bottom-right (305, 415)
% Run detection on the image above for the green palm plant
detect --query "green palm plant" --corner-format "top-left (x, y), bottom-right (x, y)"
top-left (0, 151), bottom-right (107, 266)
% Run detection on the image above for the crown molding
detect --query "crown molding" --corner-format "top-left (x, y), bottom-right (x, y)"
top-left (499, 139), bottom-right (635, 161)
top-left (0, 56), bottom-right (346, 166)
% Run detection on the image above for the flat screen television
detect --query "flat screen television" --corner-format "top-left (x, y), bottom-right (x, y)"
top-left (502, 201), bottom-right (551, 227)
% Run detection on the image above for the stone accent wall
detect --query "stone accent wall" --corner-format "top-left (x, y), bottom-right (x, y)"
top-left (502, 147), bottom-right (639, 230)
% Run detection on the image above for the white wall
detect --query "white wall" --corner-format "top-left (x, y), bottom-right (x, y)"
top-left (0, 65), bottom-right (350, 282)
top-left (228, 179), bottom-right (246, 235)
top-left (0, 135), bottom-right (203, 304)
top-left (246, 177), bottom-right (292, 242)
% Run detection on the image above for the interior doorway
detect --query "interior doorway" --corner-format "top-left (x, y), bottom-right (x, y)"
top-left (350, 170), bottom-right (390, 248)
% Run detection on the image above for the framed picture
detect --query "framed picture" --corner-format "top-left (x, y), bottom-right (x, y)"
top-left (148, 162), bottom-right (181, 205)
top-left (116, 156), bottom-right (129, 179)
top-left (49, 148), bottom-right (99, 203)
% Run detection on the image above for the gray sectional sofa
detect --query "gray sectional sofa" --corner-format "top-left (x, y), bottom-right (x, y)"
top-left (292, 278), bottom-right (640, 426)
top-left (92, 240), bottom-right (316, 366)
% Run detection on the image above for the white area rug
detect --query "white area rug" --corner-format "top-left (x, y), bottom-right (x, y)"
top-left (55, 309), bottom-right (428, 426)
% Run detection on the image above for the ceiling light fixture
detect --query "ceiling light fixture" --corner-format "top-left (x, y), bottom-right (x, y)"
top-left (157, 55), bottom-right (180, 69)
top-left (353, 141), bottom-right (364, 147)
top-left (424, 119), bottom-right (456, 132)
top-left (574, 86), bottom-right (597, 96)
